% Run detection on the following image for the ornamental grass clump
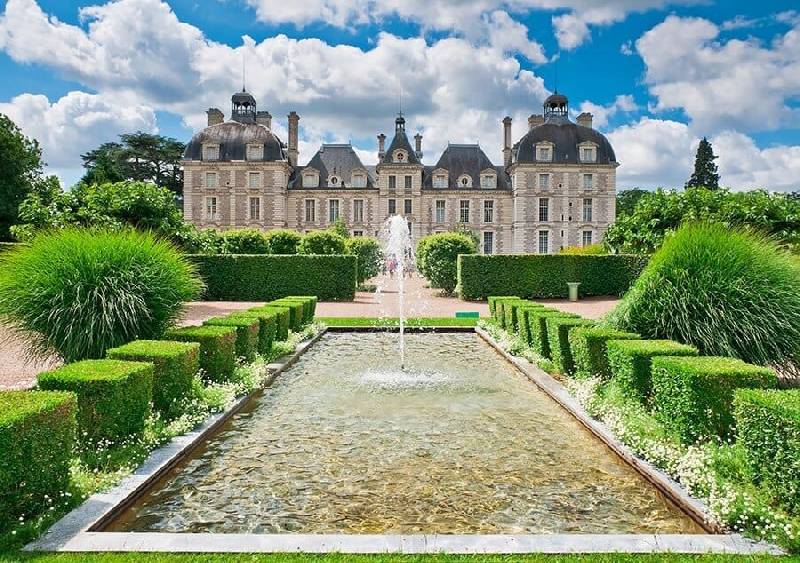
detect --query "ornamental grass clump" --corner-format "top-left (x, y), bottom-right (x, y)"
top-left (0, 229), bottom-right (203, 362)
top-left (608, 223), bottom-right (800, 370)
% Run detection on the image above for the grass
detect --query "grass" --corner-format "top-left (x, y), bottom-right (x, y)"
top-left (318, 317), bottom-right (479, 327)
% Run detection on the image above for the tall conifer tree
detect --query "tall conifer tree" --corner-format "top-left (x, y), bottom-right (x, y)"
top-left (686, 137), bottom-right (720, 190)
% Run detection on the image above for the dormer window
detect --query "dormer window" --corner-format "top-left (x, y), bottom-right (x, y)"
top-left (480, 172), bottom-right (496, 189)
top-left (393, 150), bottom-right (407, 163)
top-left (328, 175), bottom-right (339, 187)
top-left (352, 173), bottom-right (367, 188)
top-left (579, 143), bottom-right (597, 163)
top-left (247, 144), bottom-right (263, 160)
top-left (433, 174), bottom-right (448, 189)
top-left (303, 171), bottom-right (319, 187)
top-left (203, 145), bottom-right (219, 161)
top-left (537, 146), bottom-right (552, 162)
top-left (458, 175), bottom-right (473, 188)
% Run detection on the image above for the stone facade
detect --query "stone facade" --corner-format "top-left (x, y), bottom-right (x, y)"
top-left (182, 90), bottom-right (618, 254)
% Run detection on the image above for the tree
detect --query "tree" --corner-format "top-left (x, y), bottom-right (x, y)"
top-left (415, 232), bottom-right (476, 294)
top-left (81, 132), bottom-right (185, 196)
top-left (616, 188), bottom-right (649, 217)
top-left (0, 114), bottom-right (50, 240)
top-left (686, 137), bottom-right (720, 190)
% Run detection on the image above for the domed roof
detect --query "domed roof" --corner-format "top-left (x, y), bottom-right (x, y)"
top-left (544, 92), bottom-right (568, 107)
top-left (231, 90), bottom-right (256, 107)
top-left (514, 120), bottom-right (617, 165)
top-left (183, 121), bottom-right (286, 162)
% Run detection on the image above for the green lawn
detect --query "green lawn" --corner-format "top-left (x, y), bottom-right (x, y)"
top-left (318, 317), bottom-right (479, 327)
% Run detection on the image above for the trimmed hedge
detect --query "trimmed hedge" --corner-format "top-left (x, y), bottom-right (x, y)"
top-left (228, 311), bottom-right (277, 356)
top-left (164, 325), bottom-right (237, 382)
top-left (459, 254), bottom-right (649, 300)
top-left (189, 254), bottom-right (356, 301)
top-left (516, 304), bottom-right (548, 345)
top-left (528, 310), bottom-right (579, 359)
top-left (546, 317), bottom-right (595, 375)
top-left (607, 339), bottom-right (699, 403)
top-left (569, 327), bottom-right (641, 381)
top-left (504, 300), bottom-right (541, 334)
top-left (734, 389), bottom-right (800, 513)
top-left (651, 356), bottom-right (777, 443)
top-left (204, 316), bottom-right (260, 362)
top-left (493, 297), bottom-right (522, 328)
top-left (107, 340), bottom-right (200, 418)
top-left (286, 295), bottom-right (317, 321)
top-left (269, 299), bottom-right (305, 331)
top-left (488, 296), bottom-right (518, 317)
top-left (250, 306), bottom-right (290, 341)
top-left (0, 390), bottom-right (76, 529)
top-left (38, 359), bottom-right (153, 443)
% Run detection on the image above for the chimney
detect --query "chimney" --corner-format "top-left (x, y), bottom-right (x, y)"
top-left (256, 110), bottom-right (272, 129)
top-left (287, 111), bottom-right (299, 167)
top-left (577, 112), bottom-right (593, 129)
top-left (502, 116), bottom-right (512, 168)
top-left (528, 114), bottom-right (544, 130)
top-left (206, 108), bottom-right (224, 126)
top-left (414, 133), bottom-right (423, 159)
top-left (377, 133), bottom-right (386, 159)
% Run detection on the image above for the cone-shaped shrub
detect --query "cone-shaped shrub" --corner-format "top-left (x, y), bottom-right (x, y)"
top-left (608, 223), bottom-right (800, 370)
top-left (0, 229), bottom-right (203, 362)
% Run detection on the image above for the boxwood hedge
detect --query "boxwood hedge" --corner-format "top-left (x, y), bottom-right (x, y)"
top-left (107, 340), bottom-right (200, 418)
top-left (504, 299), bottom-right (541, 334)
top-left (286, 296), bottom-right (317, 321)
top-left (734, 388), bottom-right (800, 513)
top-left (250, 306), bottom-right (290, 341)
top-left (527, 310), bottom-right (579, 359)
top-left (545, 317), bottom-right (595, 375)
top-left (189, 254), bottom-right (356, 301)
top-left (38, 359), bottom-right (153, 443)
top-left (459, 254), bottom-right (649, 300)
top-left (0, 390), bottom-right (76, 529)
top-left (488, 295), bottom-right (518, 317)
top-left (607, 339), bottom-right (698, 403)
top-left (164, 325), bottom-right (237, 382)
top-left (569, 327), bottom-right (641, 381)
top-left (268, 299), bottom-right (305, 331)
top-left (651, 356), bottom-right (777, 443)
top-left (228, 311), bottom-right (277, 356)
top-left (516, 304), bottom-right (547, 345)
top-left (203, 316), bottom-right (260, 362)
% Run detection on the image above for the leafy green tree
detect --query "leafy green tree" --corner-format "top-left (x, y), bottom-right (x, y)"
top-left (220, 229), bottom-right (270, 254)
top-left (346, 236), bottom-right (383, 283)
top-left (264, 229), bottom-right (302, 254)
top-left (299, 230), bottom-right (347, 254)
top-left (80, 142), bottom-right (126, 185)
top-left (616, 188), bottom-right (649, 217)
top-left (0, 114), bottom-right (52, 240)
top-left (329, 219), bottom-right (350, 239)
top-left (686, 137), bottom-right (720, 190)
top-left (415, 232), bottom-right (476, 294)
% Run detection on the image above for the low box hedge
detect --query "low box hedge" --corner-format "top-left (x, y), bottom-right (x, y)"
top-left (488, 296), bottom-right (518, 318)
top-left (228, 311), bottom-right (277, 356)
top-left (164, 325), bottom-right (237, 382)
top-left (651, 356), bottom-right (777, 443)
top-left (268, 299), bottom-right (305, 331)
top-left (527, 310), bottom-right (579, 359)
top-left (569, 327), bottom-right (641, 381)
top-left (38, 359), bottom-right (153, 443)
top-left (0, 390), bottom-right (76, 529)
top-left (459, 254), bottom-right (649, 300)
top-left (734, 389), bottom-right (800, 513)
top-left (204, 316), bottom-right (260, 362)
top-left (189, 254), bottom-right (356, 301)
top-left (516, 304), bottom-right (548, 345)
top-left (546, 317), bottom-right (595, 375)
top-left (285, 295), bottom-right (317, 321)
top-left (504, 300), bottom-right (541, 334)
top-left (107, 340), bottom-right (200, 418)
top-left (250, 306), bottom-right (290, 341)
top-left (607, 339), bottom-right (699, 403)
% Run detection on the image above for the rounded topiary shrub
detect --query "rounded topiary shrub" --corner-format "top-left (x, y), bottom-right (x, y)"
top-left (299, 230), bottom-right (347, 255)
top-left (264, 229), bottom-right (302, 254)
top-left (346, 236), bottom-right (383, 283)
top-left (221, 228), bottom-right (269, 254)
top-left (415, 232), bottom-right (476, 294)
top-left (608, 223), bottom-right (800, 369)
top-left (0, 229), bottom-right (203, 362)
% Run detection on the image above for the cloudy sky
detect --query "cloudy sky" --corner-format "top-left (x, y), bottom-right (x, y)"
top-left (0, 0), bottom-right (798, 190)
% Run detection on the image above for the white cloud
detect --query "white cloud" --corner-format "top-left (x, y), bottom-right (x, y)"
top-left (713, 131), bottom-right (800, 192)
top-left (636, 15), bottom-right (800, 133)
top-left (484, 10), bottom-right (547, 63)
top-left (577, 94), bottom-right (638, 128)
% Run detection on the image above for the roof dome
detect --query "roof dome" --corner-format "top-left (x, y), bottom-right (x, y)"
top-left (183, 121), bottom-right (286, 162)
top-left (514, 121), bottom-right (617, 165)
top-left (544, 92), bottom-right (568, 107)
top-left (231, 91), bottom-right (256, 107)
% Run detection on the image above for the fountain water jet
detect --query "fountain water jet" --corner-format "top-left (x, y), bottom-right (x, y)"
top-left (378, 215), bottom-right (414, 369)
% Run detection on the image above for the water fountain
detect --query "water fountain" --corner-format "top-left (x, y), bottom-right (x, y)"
top-left (378, 215), bottom-right (414, 369)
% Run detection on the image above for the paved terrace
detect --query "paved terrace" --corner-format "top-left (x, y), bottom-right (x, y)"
top-left (0, 274), bottom-right (618, 390)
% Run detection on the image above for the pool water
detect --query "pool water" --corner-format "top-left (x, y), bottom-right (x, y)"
top-left (109, 332), bottom-right (703, 534)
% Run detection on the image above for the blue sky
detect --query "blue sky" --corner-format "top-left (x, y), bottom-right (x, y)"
top-left (0, 0), bottom-right (798, 190)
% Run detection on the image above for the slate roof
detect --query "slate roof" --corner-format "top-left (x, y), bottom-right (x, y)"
top-left (183, 121), bottom-right (286, 162)
top-left (380, 117), bottom-right (421, 165)
top-left (291, 144), bottom-right (375, 189)
top-left (514, 118), bottom-right (617, 165)
top-left (422, 144), bottom-right (510, 190)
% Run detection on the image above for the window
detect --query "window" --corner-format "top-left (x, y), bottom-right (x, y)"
top-left (328, 199), bottom-right (340, 222)
top-left (483, 200), bottom-right (494, 223)
top-left (248, 172), bottom-right (260, 189)
top-left (203, 145), bottom-right (218, 161)
top-left (388, 198), bottom-right (396, 215)
top-left (581, 147), bottom-right (595, 162)
top-left (388, 175), bottom-right (397, 190)
top-left (483, 231), bottom-right (494, 255)
top-left (435, 200), bottom-right (446, 223)
top-left (537, 146), bottom-right (551, 161)
top-left (303, 173), bottom-right (319, 187)
top-left (304, 199), bottom-right (316, 223)
top-left (583, 174), bottom-right (593, 190)
top-left (353, 230), bottom-right (363, 237)
top-left (352, 174), bottom-right (367, 188)
top-left (460, 200), bottom-right (470, 223)
top-left (205, 172), bottom-right (218, 188)
top-left (247, 144), bottom-right (263, 160)
top-left (582, 230), bottom-right (593, 246)
top-left (353, 199), bottom-right (364, 223)
top-left (458, 175), bottom-right (472, 188)
top-left (433, 175), bottom-right (447, 189)
top-left (538, 230), bottom-right (549, 254)
top-left (205, 197), bottom-right (217, 220)
top-left (538, 198), bottom-right (549, 222)
top-left (249, 197), bottom-right (260, 220)
top-left (538, 174), bottom-right (550, 190)
top-left (328, 175), bottom-right (339, 187)
top-left (480, 175), bottom-right (496, 189)
top-left (404, 175), bottom-right (412, 190)
top-left (583, 198), bottom-right (593, 222)
top-left (404, 199), bottom-right (412, 215)
top-left (393, 150), bottom-right (406, 163)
